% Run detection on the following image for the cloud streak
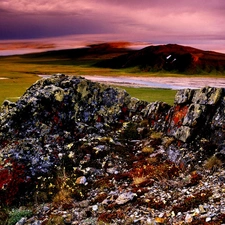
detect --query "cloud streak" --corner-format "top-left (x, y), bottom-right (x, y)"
top-left (1, 0), bottom-right (225, 52)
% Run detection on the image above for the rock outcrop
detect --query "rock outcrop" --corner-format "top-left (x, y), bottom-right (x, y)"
top-left (0, 74), bottom-right (148, 205)
top-left (1, 74), bottom-right (225, 224)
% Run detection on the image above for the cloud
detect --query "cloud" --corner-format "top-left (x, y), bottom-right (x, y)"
top-left (0, 0), bottom-right (225, 53)
top-left (0, 0), bottom-right (97, 15)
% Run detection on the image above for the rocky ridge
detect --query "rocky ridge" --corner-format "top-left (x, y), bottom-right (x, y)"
top-left (0, 74), bottom-right (225, 224)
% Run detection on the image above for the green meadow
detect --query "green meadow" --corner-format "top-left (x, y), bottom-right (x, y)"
top-left (0, 51), bottom-right (180, 105)
top-left (124, 87), bottom-right (177, 105)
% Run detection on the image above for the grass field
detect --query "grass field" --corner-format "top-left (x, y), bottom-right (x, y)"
top-left (3, 47), bottom-right (222, 105)
top-left (0, 76), bottom-right (177, 105)
top-left (1, 45), bottom-right (225, 105)
top-left (0, 52), bottom-right (180, 105)
top-left (123, 87), bottom-right (177, 105)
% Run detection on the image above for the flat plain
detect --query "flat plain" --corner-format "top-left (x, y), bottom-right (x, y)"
top-left (1, 44), bottom-right (225, 105)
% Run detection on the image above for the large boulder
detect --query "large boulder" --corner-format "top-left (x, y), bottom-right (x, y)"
top-left (0, 74), bottom-right (148, 205)
top-left (1, 74), bottom-right (225, 207)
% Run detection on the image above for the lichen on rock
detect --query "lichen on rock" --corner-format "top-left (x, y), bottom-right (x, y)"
top-left (1, 74), bottom-right (225, 224)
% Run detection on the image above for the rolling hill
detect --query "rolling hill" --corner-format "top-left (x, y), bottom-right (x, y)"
top-left (94, 44), bottom-right (225, 74)
top-left (19, 42), bottom-right (133, 63)
top-left (2, 42), bottom-right (225, 75)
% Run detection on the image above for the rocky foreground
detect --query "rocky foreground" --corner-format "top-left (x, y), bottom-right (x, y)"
top-left (1, 74), bottom-right (225, 224)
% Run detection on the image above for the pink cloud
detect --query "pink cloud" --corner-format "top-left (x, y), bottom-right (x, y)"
top-left (0, 0), bottom-right (225, 53)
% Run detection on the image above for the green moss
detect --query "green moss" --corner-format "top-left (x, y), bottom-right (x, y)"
top-left (7, 209), bottom-right (32, 225)
top-left (0, 207), bottom-right (8, 225)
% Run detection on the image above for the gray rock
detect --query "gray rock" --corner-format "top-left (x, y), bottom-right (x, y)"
top-left (1, 73), bottom-right (225, 208)
top-left (174, 126), bottom-right (193, 142)
top-left (15, 217), bottom-right (26, 225)
top-left (182, 104), bottom-right (206, 127)
top-left (174, 88), bottom-right (195, 104)
top-left (115, 192), bottom-right (136, 205)
top-left (192, 86), bottom-right (223, 105)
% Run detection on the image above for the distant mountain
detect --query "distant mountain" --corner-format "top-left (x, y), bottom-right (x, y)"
top-left (20, 42), bottom-right (132, 61)
top-left (10, 42), bottom-right (225, 75)
top-left (94, 44), bottom-right (225, 74)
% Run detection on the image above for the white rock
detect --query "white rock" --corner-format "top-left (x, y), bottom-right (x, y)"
top-left (75, 176), bottom-right (87, 184)
top-left (16, 217), bottom-right (26, 225)
top-left (199, 204), bottom-right (206, 214)
top-left (185, 213), bottom-right (193, 223)
top-left (92, 205), bottom-right (98, 211)
top-left (115, 192), bottom-right (136, 205)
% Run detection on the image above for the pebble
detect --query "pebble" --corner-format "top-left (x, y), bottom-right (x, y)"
top-left (16, 217), bottom-right (26, 225)
top-left (199, 204), bottom-right (206, 214)
top-left (42, 205), bottom-right (50, 212)
top-left (92, 205), bottom-right (98, 211)
top-left (115, 192), bottom-right (136, 205)
top-left (185, 213), bottom-right (193, 223)
top-left (75, 176), bottom-right (87, 184)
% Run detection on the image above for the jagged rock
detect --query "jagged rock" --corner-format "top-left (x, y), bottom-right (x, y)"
top-left (142, 101), bottom-right (170, 131)
top-left (0, 74), bottom-right (148, 205)
top-left (0, 74), bottom-right (225, 209)
top-left (182, 104), bottom-right (206, 127)
top-left (174, 88), bottom-right (195, 104)
top-left (174, 126), bottom-right (192, 142)
top-left (192, 86), bottom-right (223, 105)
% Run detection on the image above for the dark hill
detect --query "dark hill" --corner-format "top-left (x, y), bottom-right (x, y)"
top-left (95, 44), bottom-right (225, 74)
top-left (4, 42), bottom-right (225, 75)
top-left (20, 42), bottom-right (133, 61)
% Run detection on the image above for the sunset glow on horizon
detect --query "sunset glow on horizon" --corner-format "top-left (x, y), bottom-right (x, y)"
top-left (1, 0), bottom-right (225, 55)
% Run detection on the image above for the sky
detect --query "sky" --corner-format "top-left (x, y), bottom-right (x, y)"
top-left (1, 0), bottom-right (225, 55)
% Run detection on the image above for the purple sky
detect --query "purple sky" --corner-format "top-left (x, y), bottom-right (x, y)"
top-left (1, 0), bottom-right (225, 53)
